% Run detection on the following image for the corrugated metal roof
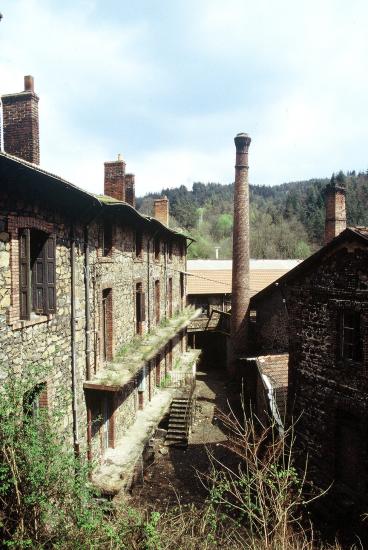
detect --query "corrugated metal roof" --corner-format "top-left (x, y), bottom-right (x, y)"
top-left (187, 264), bottom-right (299, 296)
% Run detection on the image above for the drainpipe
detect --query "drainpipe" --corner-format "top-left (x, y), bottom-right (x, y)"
top-left (84, 226), bottom-right (92, 381)
top-left (70, 225), bottom-right (80, 456)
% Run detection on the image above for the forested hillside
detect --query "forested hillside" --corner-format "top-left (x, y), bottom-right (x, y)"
top-left (136, 171), bottom-right (368, 259)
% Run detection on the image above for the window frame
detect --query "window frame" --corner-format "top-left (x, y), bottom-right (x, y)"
top-left (19, 228), bottom-right (56, 320)
top-left (338, 309), bottom-right (362, 363)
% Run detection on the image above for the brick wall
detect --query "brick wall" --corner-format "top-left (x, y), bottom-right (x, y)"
top-left (104, 159), bottom-right (126, 201)
top-left (2, 76), bottom-right (40, 164)
top-left (154, 197), bottom-right (169, 226)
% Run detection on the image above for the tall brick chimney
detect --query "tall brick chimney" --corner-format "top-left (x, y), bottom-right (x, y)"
top-left (324, 172), bottom-right (346, 244)
top-left (1, 75), bottom-right (40, 164)
top-left (104, 155), bottom-right (126, 201)
top-left (154, 196), bottom-right (169, 226)
top-left (230, 132), bottom-right (251, 361)
top-left (125, 173), bottom-right (135, 208)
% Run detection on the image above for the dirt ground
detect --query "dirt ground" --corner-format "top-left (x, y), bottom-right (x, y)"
top-left (129, 366), bottom-right (239, 511)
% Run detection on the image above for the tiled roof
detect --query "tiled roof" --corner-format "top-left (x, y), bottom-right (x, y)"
top-left (257, 354), bottom-right (289, 425)
top-left (187, 262), bottom-right (300, 296)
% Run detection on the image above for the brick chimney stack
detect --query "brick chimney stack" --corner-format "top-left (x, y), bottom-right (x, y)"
top-left (231, 132), bottom-right (251, 360)
top-left (1, 75), bottom-right (40, 164)
top-left (324, 173), bottom-right (346, 244)
top-left (154, 196), bottom-right (169, 226)
top-left (104, 155), bottom-right (126, 201)
top-left (125, 174), bottom-right (136, 208)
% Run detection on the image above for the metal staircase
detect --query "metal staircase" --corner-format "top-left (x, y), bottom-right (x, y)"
top-left (165, 395), bottom-right (194, 448)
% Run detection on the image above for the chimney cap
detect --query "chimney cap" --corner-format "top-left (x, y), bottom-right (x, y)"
top-left (24, 75), bottom-right (34, 93)
top-left (234, 132), bottom-right (251, 151)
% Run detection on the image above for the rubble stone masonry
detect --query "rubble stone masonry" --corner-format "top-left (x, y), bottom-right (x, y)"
top-left (287, 240), bottom-right (368, 519)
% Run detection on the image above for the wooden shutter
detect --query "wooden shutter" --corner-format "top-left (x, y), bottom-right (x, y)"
top-left (32, 235), bottom-right (45, 314)
top-left (19, 228), bottom-right (31, 319)
top-left (45, 235), bottom-right (56, 313)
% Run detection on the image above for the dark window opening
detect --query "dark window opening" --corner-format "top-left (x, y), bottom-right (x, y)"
top-left (23, 382), bottom-right (47, 417)
top-left (102, 220), bottom-right (113, 257)
top-left (180, 239), bottom-right (185, 259)
top-left (154, 236), bottom-right (160, 261)
top-left (135, 282), bottom-right (145, 335)
top-left (20, 228), bottom-right (56, 320)
top-left (102, 288), bottom-right (113, 361)
top-left (155, 279), bottom-right (160, 324)
top-left (338, 310), bottom-right (362, 362)
top-left (168, 277), bottom-right (173, 318)
top-left (135, 231), bottom-right (143, 258)
top-left (335, 412), bottom-right (364, 493)
top-left (180, 272), bottom-right (185, 310)
top-left (168, 241), bottom-right (173, 261)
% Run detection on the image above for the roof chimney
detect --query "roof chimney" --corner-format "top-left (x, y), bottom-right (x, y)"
top-left (104, 155), bottom-right (126, 201)
top-left (125, 174), bottom-right (135, 208)
top-left (1, 75), bottom-right (40, 164)
top-left (230, 133), bottom-right (251, 362)
top-left (154, 196), bottom-right (169, 226)
top-left (324, 172), bottom-right (346, 244)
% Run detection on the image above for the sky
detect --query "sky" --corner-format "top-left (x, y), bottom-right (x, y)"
top-left (0, 0), bottom-right (368, 197)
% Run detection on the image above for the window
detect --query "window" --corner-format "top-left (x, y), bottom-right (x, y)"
top-left (168, 241), bottom-right (173, 262)
top-left (168, 277), bottom-right (173, 318)
top-left (154, 236), bottom-right (160, 261)
top-left (23, 383), bottom-right (47, 417)
top-left (135, 282), bottom-right (146, 335)
top-left (338, 310), bottom-right (362, 362)
top-left (155, 280), bottom-right (160, 324)
top-left (135, 231), bottom-right (143, 259)
top-left (180, 272), bottom-right (185, 310)
top-left (19, 229), bottom-right (56, 320)
top-left (102, 220), bottom-right (113, 256)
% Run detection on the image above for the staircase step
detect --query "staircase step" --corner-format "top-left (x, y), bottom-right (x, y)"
top-left (167, 428), bottom-right (187, 434)
top-left (169, 420), bottom-right (187, 430)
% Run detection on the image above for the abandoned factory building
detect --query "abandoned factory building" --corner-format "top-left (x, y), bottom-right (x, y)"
top-left (0, 76), bottom-right (200, 472)
top-left (245, 176), bottom-right (368, 526)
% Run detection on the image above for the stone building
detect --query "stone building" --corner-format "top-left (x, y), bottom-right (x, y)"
top-left (0, 76), bottom-right (199, 467)
top-left (246, 175), bottom-right (368, 529)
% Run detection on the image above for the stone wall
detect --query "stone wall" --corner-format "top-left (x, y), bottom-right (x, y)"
top-left (251, 289), bottom-right (289, 355)
top-left (0, 189), bottom-right (187, 463)
top-left (286, 241), bottom-right (368, 522)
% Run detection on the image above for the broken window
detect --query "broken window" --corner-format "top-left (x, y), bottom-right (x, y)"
top-left (19, 229), bottom-right (56, 320)
top-left (338, 310), bottom-right (362, 362)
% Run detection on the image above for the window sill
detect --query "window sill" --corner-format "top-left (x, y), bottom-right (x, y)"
top-left (10, 314), bottom-right (54, 331)
top-left (98, 257), bottom-right (114, 264)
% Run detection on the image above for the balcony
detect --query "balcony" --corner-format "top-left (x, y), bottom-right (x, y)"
top-left (84, 306), bottom-right (201, 391)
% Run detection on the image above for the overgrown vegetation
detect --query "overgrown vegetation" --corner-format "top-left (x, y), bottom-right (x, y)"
top-left (137, 171), bottom-right (368, 259)
top-left (0, 367), bottom-right (353, 548)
